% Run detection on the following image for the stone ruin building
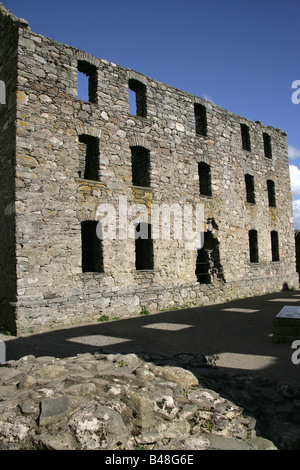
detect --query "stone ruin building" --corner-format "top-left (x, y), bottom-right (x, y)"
top-left (0, 4), bottom-right (298, 335)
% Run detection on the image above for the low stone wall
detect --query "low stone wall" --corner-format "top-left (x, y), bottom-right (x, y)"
top-left (15, 273), bottom-right (299, 335)
top-left (272, 317), bottom-right (300, 343)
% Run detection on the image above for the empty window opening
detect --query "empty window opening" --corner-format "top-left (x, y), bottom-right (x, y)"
top-left (245, 174), bottom-right (255, 204)
top-left (271, 231), bottom-right (280, 262)
top-left (267, 180), bottom-right (276, 207)
top-left (77, 60), bottom-right (97, 103)
top-left (129, 88), bottom-right (137, 115)
top-left (81, 221), bottom-right (104, 273)
top-left (194, 103), bottom-right (207, 136)
top-left (263, 133), bottom-right (272, 159)
top-left (249, 229), bottom-right (259, 263)
top-left (198, 162), bottom-right (212, 196)
top-left (241, 124), bottom-right (251, 151)
top-left (131, 146), bottom-right (150, 187)
top-left (77, 70), bottom-right (89, 102)
top-left (135, 223), bottom-right (154, 270)
top-left (78, 134), bottom-right (99, 181)
top-left (195, 225), bottom-right (224, 284)
top-left (0, 80), bottom-right (5, 105)
top-left (129, 79), bottom-right (147, 117)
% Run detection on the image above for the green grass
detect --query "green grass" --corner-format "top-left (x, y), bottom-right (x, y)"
top-left (0, 326), bottom-right (12, 336)
top-left (97, 315), bottom-right (110, 322)
top-left (139, 307), bottom-right (150, 316)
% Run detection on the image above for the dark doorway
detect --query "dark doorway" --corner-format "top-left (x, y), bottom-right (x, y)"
top-left (196, 228), bottom-right (224, 284)
top-left (135, 222), bottom-right (154, 270)
top-left (81, 221), bottom-right (104, 273)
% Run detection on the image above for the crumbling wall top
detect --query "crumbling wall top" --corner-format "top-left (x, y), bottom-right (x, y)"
top-left (0, 2), bottom-right (29, 29)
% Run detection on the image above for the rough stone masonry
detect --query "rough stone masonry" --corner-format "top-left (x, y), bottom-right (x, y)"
top-left (1, 351), bottom-right (300, 450)
top-left (0, 3), bottom-right (298, 334)
top-left (0, 351), bottom-right (293, 450)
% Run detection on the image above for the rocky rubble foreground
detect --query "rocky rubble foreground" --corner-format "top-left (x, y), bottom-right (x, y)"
top-left (0, 351), bottom-right (299, 451)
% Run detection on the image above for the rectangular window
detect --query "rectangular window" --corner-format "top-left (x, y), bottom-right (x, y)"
top-left (241, 124), bottom-right (251, 151)
top-left (77, 60), bottom-right (97, 103)
top-left (263, 133), bottom-right (272, 159)
top-left (198, 162), bottom-right (212, 196)
top-left (194, 103), bottom-right (207, 136)
top-left (245, 174), bottom-right (255, 204)
top-left (129, 79), bottom-right (147, 117)
top-left (79, 135), bottom-right (99, 181)
top-left (267, 180), bottom-right (276, 207)
top-left (271, 231), bottom-right (280, 262)
top-left (81, 221), bottom-right (103, 273)
top-left (249, 229), bottom-right (259, 263)
top-left (131, 146), bottom-right (150, 187)
top-left (135, 223), bottom-right (154, 270)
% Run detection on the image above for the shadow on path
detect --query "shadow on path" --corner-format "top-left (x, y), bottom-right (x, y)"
top-left (2, 289), bottom-right (300, 449)
top-left (3, 289), bottom-right (300, 385)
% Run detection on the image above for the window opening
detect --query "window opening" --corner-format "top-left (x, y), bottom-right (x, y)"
top-left (271, 231), bottom-right (280, 262)
top-left (267, 180), bottom-right (276, 207)
top-left (129, 88), bottom-right (137, 115)
top-left (131, 146), bottom-right (150, 187)
top-left (194, 103), bottom-right (207, 136)
top-left (241, 124), bottom-right (251, 151)
top-left (135, 223), bottom-right (154, 270)
top-left (263, 133), bottom-right (272, 159)
top-left (245, 174), bottom-right (255, 204)
top-left (77, 60), bottom-right (97, 103)
top-left (198, 162), bottom-right (212, 196)
top-left (249, 229), bottom-right (259, 263)
top-left (81, 221), bottom-right (103, 273)
top-left (129, 79), bottom-right (147, 117)
top-left (78, 134), bottom-right (99, 181)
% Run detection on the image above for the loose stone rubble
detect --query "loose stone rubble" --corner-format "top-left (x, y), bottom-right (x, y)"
top-left (0, 351), bottom-right (299, 450)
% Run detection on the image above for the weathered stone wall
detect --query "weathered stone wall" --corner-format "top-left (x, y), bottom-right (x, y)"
top-left (0, 4), bottom-right (298, 334)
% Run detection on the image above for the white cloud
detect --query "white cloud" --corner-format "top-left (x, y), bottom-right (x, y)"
top-left (289, 165), bottom-right (300, 196)
top-left (202, 94), bottom-right (215, 104)
top-left (288, 145), bottom-right (300, 160)
top-left (292, 199), bottom-right (300, 229)
top-left (288, 166), bottom-right (300, 228)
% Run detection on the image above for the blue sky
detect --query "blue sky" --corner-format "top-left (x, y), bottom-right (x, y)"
top-left (5, 0), bottom-right (300, 226)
